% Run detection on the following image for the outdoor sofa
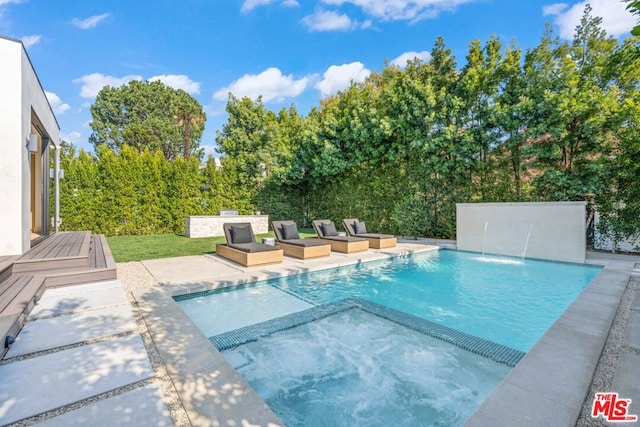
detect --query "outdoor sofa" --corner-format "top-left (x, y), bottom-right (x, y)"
top-left (216, 223), bottom-right (283, 267)
top-left (311, 220), bottom-right (369, 254)
top-left (272, 220), bottom-right (331, 260)
top-left (342, 218), bottom-right (397, 249)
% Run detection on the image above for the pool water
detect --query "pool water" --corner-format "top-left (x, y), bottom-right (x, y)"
top-left (271, 250), bottom-right (601, 352)
top-left (225, 308), bottom-right (510, 427)
top-left (175, 249), bottom-right (601, 426)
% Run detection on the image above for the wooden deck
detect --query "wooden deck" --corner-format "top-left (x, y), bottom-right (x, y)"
top-left (0, 231), bottom-right (117, 357)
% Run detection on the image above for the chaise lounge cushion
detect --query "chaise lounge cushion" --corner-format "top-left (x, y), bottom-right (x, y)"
top-left (230, 224), bottom-right (253, 244)
top-left (281, 223), bottom-right (300, 240)
top-left (321, 222), bottom-right (338, 236)
top-left (231, 242), bottom-right (281, 253)
top-left (354, 221), bottom-right (367, 234)
top-left (343, 218), bottom-right (394, 240)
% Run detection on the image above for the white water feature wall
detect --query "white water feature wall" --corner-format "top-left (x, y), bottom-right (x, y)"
top-left (456, 201), bottom-right (587, 263)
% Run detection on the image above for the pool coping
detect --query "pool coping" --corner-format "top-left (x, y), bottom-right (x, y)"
top-left (132, 244), bottom-right (638, 426)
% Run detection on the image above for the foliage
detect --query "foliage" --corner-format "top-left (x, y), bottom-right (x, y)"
top-left (626, 0), bottom-right (640, 36)
top-left (392, 196), bottom-right (434, 239)
top-left (59, 9), bottom-right (640, 249)
top-left (89, 80), bottom-right (206, 161)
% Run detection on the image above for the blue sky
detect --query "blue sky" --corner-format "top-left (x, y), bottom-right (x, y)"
top-left (0, 0), bottom-right (635, 155)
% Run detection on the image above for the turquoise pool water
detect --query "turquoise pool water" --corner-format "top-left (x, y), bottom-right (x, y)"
top-left (271, 250), bottom-right (601, 352)
top-left (176, 249), bottom-right (602, 426)
top-left (225, 308), bottom-right (511, 427)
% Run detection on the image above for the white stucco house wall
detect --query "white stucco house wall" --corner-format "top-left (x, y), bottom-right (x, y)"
top-left (0, 35), bottom-right (60, 256)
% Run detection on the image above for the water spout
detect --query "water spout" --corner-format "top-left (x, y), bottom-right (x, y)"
top-left (521, 224), bottom-right (534, 260)
top-left (482, 221), bottom-right (488, 257)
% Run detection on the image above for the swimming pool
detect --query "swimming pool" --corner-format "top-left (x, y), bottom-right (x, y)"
top-left (175, 249), bottom-right (601, 425)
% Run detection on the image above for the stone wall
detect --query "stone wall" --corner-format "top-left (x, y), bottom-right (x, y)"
top-left (456, 201), bottom-right (587, 263)
top-left (185, 215), bottom-right (269, 238)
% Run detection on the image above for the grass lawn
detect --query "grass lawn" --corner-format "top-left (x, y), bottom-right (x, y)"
top-left (106, 228), bottom-right (316, 262)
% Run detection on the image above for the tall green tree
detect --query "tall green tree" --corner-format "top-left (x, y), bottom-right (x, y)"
top-left (519, 11), bottom-right (616, 201)
top-left (89, 80), bottom-right (206, 161)
top-left (215, 95), bottom-right (280, 188)
top-left (458, 36), bottom-right (504, 200)
top-left (494, 42), bottom-right (530, 200)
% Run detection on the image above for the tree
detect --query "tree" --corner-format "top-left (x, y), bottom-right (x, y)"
top-left (457, 36), bottom-right (504, 200)
top-left (89, 80), bottom-right (206, 161)
top-left (625, 0), bottom-right (640, 36)
top-left (494, 42), bottom-right (530, 200)
top-left (215, 95), bottom-right (281, 187)
top-left (524, 11), bottom-right (618, 201)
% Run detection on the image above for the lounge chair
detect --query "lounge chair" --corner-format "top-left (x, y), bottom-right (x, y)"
top-left (272, 220), bottom-right (331, 260)
top-left (311, 220), bottom-right (369, 254)
top-left (343, 218), bottom-right (397, 249)
top-left (216, 223), bottom-right (283, 267)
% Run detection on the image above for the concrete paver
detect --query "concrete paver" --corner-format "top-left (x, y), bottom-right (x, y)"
top-left (29, 285), bottom-right (129, 319)
top-left (624, 311), bottom-right (640, 352)
top-left (35, 383), bottom-right (173, 427)
top-left (0, 334), bottom-right (153, 425)
top-left (611, 352), bottom-right (640, 417)
top-left (6, 304), bottom-right (137, 358)
top-left (41, 280), bottom-right (122, 298)
top-left (142, 255), bottom-right (242, 285)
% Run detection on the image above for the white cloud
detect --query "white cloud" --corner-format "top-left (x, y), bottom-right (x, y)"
top-left (21, 34), bottom-right (41, 48)
top-left (45, 91), bottom-right (70, 114)
top-left (61, 131), bottom-right (82, 144)
top-left (0, 0), bottom-right (22, 19)
top-left (72, 13), bottom-right (110, 29)
top-left (543, 0), bottom-right (635, 39)
top-left (241, 0), bottom-right (299, 13)
top-left (213, 67), bottom-right (309, 103)
top-left (149, 74), bottom-right (200, 95)
top-left (542, 3), bottom-right (567, 16)
top-left (320, 0), bottom-right (475, 22)
top-left (390, 50), bottom-right (431, 68)
top-left (302, 9), bottom-right (362, 31)
top-left (315, 62), bottom-right (371, 98)
top-left (73, 73), bottom-right (142, 98)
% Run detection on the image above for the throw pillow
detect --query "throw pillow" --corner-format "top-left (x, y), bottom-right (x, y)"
top-left (230, 225), bottom-right (253, 244)
top-left (322, 221), bottom-right (338, 236)
top-left (354, 221), bottom-right (367, 234)
top-left (281, 223), bottom-right (300, 240)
